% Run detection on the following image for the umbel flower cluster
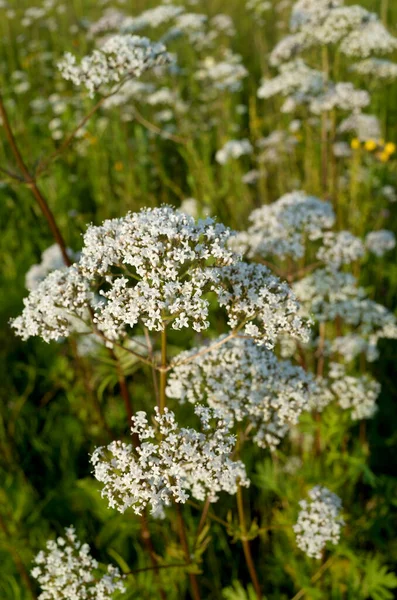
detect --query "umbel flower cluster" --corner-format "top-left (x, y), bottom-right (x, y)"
top-left (293, 486), bottom-right (344, 559)
top-left (91, 406), bottom-right (249, 517)
top-left (313, 365), bottom-right (381, 420)
top-left (58, 35), bottom-right (171, 97)
top-left (231, 191), bottom-right (335, 260)
top-left (167, 336), bottom-right (314, 449)
top-left (31, 526), bottom-right (125, 600)
top-left (12, 206), bottom-right (310, 348)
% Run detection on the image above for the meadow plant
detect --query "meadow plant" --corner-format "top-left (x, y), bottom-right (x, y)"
top-left (1, 0), bottom-right (397, 599)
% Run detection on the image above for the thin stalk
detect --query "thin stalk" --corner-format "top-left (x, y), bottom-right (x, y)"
top-left (290, 557), bottom-right (335, 600)
top-left (125, 562), bottom-right (189, 576)
top-left (133, 107), bottom-right (188, 145)
top-left (0, 93), bottom-right (71, 265)
top-left (144, 327), bottom-right (160, 408)
top-left (236, 486), bottom-right (262, 600)
top-left (321, 47), bottom-right (330, 197)
top-left (141, 513), bottom-right (167, 600)
top-left (175, 505), bottom-right (201, 600)
top-left (159, 327), bottom-right (200, 598)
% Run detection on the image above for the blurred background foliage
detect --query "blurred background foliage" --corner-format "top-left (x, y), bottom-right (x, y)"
top-left (1, 0), bottom-right (397, 598)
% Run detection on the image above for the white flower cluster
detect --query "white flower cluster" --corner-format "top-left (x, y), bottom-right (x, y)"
top-left (331, 334), bottom-right (378, 363)
top-left (312, 364), bottom-right (380, 420)
top-left (12, 267), bottom-right (92, 343)
top-left (269, 34), bottom-right (306, 67)
top-left (13, 207), bottom-right (310, 349)
top-left (290, 0), bottom-right (343, 32)
top-left (215, 139), bottom-right (253, 164)
top-left (316, 231), bottom-right (365, 269)
top-left (31, 526), bottom-right (125, 600)
top-left (365, 230), bottom-right (396, 257)
top-left (167, 336), bottom-right (313, 449)
top-left (25, 244), bottom-right (76, 291)
top-left (91, 406), bottom-right (249, 517)
top-left (340, 21), bottom-right (397, 58)
top-left (338, 112), bottom-right (381, 141)
top-left (310, 82), bottom-right (370, 115)
top-left (256, 130), bottom-right (298, 165)
top-left (293, 268), bottom-right (397, 339)
top-left (58, 35), bottom-right (171, 97)
top-left (195, 52), bottom-right (248, 93)
top-left (216, 262), bottom-right (311, 347)
top-left (294, 486), bottom-right (344, 559)
top-left (79, 207), bottom-right (236, 338)
top-left (351, 58), bottom-right (397, 81)
top-left (232, 191), bottom-right (335, 260)
top-left (122, 5), bottom-right (184, 33)
top-left (258, 59), bottom-right (324, 102)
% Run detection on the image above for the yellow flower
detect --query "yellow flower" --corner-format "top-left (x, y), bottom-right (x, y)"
top-left (378, 151), bottom-right (389, 163)
top-left (385, 142), bottom-right (396, 156)
top-left (114, 162), bottom-right (124, 172)
top-left (365, 139), bottom-right (377, 152)
top-left (351, 138), bottom-right (361, 150)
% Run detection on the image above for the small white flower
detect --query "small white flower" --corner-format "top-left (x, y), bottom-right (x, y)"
top-left (294, 486), bottom-right (344, 559)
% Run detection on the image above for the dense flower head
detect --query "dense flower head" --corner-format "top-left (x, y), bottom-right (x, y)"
top-left (338, 112), bottom-right (381, 141)
top-left (195, 52), bottom-right (248, 93)
top-left (167, 336), bottom-right (314, 449)
top-left (215, 262), bottom-right (311, 347)
top-left (340, 20), bottom-right (397, 58)
top-left (316, 231), bottom-right (365, 268)
top-left (312, 363), bottom-right (380, 419)
top-left (295, 5), bottom-right (375, 49)
top-left (215, 139), bottom-right (253, 164)
top-left (351, 58), bottom-right (397, 80)
top-left (25, 244), bottom-right (76, 291)
top-left (12, 267), bottom-right (92, 343)
top-left (310, 82), bottom-right (370, 114)
top-left (12, 207), bottom-right (309, 348)
top-left (365, 230), bottom-right (396, 257)
top-left (31, 526), bottom-right (125, 600)
top-left (258, 59), bottom-right (324, 101)
top-left (290, 0), bottom-right (343, 31)
top-left (294, 486), bottom-right (344, 559)
top-left (232, 192), bottom-right (335, 260)
top-left (58, 35), bottom-right (172, 97)
top-left (91, 406), bottom-right (249, 517)
top-left (293, 268), bottom-right (397, 339)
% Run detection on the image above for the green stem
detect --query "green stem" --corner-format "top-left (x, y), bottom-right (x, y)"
top-left (236, 486), bottom-right (262, 600)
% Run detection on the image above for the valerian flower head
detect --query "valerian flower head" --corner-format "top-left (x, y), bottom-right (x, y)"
top-left (58, 35), bottom-right (172, 97)
top-left (232, 191), bottom-right (335, 260)
top-left (167, 336), bottom-right (314, 449)
top-left (316, 231), bottom-right (365, 269)
top-left (294, 486), bottom-right (344, 559)
top-left (340, 20), bottom-right (397, 58)
top-left (311, 363), bottom-right (380, 420)
top-left (31, 526), bottom-right (125, 600)
top-left (215, 139), bottom-right (253, 164)
top-left (12, 267), bottom-right (92, 343)
top-left (214, 262), bottom-right (311, 347)
top-left (257, 59), bottom-right (324, 101)
top-left (351, 58), bottom-right (397, 81)
top-left (293, 267), bottom-right (397, 339)
top-left (365, 230), bottom-right (396, 257)
top-left (13, 207), bottom-right (309, 348)
top-left (25, 244), bottom-right (77, 291)
top-left (91, 406), bottom-right (249, 517)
